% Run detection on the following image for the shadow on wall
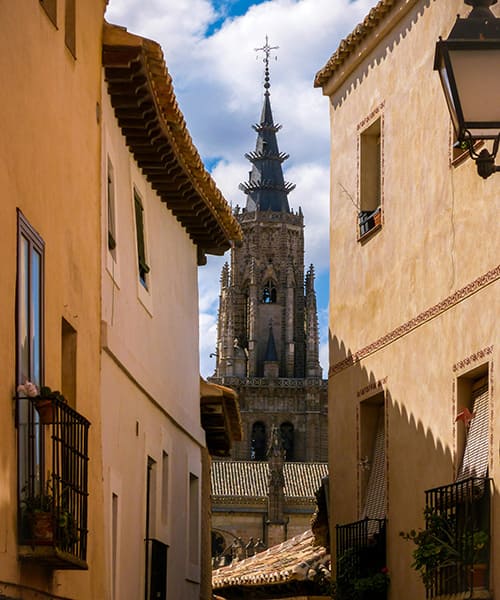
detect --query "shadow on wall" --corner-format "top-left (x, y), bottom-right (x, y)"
top-left (331, 0), bottom-right (433, 109)
top-left (327, 330), bottom-right (483, 593)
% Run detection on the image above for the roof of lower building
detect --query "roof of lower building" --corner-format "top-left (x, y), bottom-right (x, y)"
top-left (314, 0), bottom-right (399, 88)
top-left (212, 529), bottom-right (330, 592)
top-left (102, 23), bottom-right (242, 260)
top-left (211, 460), bottom-right (328, 499)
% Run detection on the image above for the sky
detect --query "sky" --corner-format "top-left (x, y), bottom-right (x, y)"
top-left (105, 0), bottom-right (376, 378)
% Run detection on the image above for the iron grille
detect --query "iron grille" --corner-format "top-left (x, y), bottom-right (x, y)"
top-left (17, 395), bottom-right (90, 569)
top-left (336, 518), bottom-right (387, 600)
top-left (358, 207), bottom-right (381, 236)
top-left (424, 476), bottom-right (490, 598)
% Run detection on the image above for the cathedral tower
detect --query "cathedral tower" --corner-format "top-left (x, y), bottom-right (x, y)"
top-left (211, 38), bottom-right (327, 463)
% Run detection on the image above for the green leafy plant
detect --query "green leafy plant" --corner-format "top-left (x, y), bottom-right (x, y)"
top-left (335, 548), bottom-right (389, 600)
top-left (400, 508), bottom-right (488, 588)
top-left (21, 480), bottom-right (54, 514)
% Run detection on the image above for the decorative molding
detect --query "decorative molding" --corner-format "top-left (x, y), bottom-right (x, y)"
top-left (357, 376), bottom-right (388, 399)
top-left (357, 101), bottom-right (385, 132)
top-left (452, 345), bottom-right (493, 373)
top-left (329, 265), bottom-right (500, 377)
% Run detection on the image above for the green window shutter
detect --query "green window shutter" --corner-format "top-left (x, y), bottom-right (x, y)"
top-left (134, 194), bottom-right (149, 285)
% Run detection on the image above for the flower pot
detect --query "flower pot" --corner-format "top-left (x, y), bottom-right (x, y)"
top-left (34, 398), bottom-right (54, 424)
top-left (31, 511), bottom-right (54, 542)
top-left (471, 563), bottom-right (488, 589)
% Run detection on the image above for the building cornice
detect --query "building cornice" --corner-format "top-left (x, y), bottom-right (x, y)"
top-left (102, 23), bottom-right (242, 260)
top-left (314, 0), bottom-right (421, 95)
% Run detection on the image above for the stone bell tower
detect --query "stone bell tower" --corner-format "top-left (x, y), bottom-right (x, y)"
top-left (211, 38), bottom-right (327, 463)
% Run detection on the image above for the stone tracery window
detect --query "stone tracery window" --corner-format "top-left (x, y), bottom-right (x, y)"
top-left (262, 280), bottom-right (276, 304)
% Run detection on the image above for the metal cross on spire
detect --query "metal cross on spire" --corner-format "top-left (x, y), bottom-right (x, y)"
top-left (255, 35), bottom-right (279, 92)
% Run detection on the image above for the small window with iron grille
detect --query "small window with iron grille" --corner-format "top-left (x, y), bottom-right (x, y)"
top-left (358, 117), bottom-right (382, 239)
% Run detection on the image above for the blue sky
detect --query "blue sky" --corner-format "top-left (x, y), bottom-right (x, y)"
top-left (105, 0), bottom-right (377, 377)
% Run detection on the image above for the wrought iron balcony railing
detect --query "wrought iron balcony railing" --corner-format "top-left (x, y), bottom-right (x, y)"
top-left (358, 207), bottom-right (381, 237)
top-left (336, 517), bottom-right (388, 600)
top-left (424, 477), bottom-right (491, 598)
top-left (16, 394), bottom-right (90, 569)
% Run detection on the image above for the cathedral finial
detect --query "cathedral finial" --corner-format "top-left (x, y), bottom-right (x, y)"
top-left (255, 35), bottom-right (279, 94)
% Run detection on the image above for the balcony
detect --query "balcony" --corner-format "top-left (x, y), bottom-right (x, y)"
top-left (336, 517), bottom-right (388, 600)
top-left (424, 477), bottom-right (491, 599)
top-left (16, 394), bottom-right (90, 569)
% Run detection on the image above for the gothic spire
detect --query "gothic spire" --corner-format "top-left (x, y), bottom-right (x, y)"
top-left (239, 37), bottom-right (295, 213)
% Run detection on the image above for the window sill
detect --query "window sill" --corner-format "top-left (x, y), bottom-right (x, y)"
top-left (434, 591), bottom-right (491, 600)
top-left (19, 545), bottom-right (88, 570)
top-left (358, 222), bottom-right (382, 243)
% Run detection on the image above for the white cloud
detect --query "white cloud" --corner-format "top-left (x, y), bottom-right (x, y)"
top-left (105, 0), bottom-right (376, 377)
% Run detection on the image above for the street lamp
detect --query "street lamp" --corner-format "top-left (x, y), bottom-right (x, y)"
top-left (434, 0), bottom-right (500, 178)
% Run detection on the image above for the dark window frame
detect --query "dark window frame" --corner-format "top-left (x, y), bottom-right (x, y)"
top-left (134, 190), bottom-right (150, 289)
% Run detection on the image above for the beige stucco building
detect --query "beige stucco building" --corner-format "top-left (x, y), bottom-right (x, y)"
top-left (0, 4), bottom-right (241, 599)
top-left (0, 2), bottom-right (108, 598)
top-left (100, 23), bottom-right (241, 600)
top-left (315, 0), bottom-right (499, 598)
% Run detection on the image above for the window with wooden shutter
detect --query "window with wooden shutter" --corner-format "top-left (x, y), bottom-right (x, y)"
top-left (360, 396), bottom-right (386, 522)
top-left (457, 377), bottom-right (489, 480)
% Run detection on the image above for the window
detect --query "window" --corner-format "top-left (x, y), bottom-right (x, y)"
top-left (134, 191), bottom-right (150, 289)
top-left (16, 211), bottom-right (44, 502)
top-left (280, 422), bottom-right (294, 461)
top-left (359, 117), bottom-right (382, 238)
top-left (61, 318), bottom-right (77, 407)
top-left (111, 493), bottom-right (119, 600)
top-left (456, 374), bottom-right (489, 480)
top-left (188, 473), bottom-right (199, 566)
top-left (40, 0), bottom-right (57, 26)
top-left (161, 452), bottom-right (169, 525)
top-left (107, 158), bottom-right (117, 256)
top-left (262, 280), bottom-right (276, 303)
top-left (251, 421), bottom-right (267, 460)
top-left (359, 394), bottom-right (386, 521)
top-left (65, 0), bottom-right (76, 57)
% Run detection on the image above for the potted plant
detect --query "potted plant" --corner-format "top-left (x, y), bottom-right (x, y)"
top-left (400, 507), bottom-right (489, 591)
top-left (22, 480), bottom-right (78, 548)
top-left (22, 480), bottom-right (55, 542)
top-left (336, 548), bottom-right (389, 600)
top-left (17, 381), bottom-right (66, 424)
top-left (468, 530), bottom-right (489, 589)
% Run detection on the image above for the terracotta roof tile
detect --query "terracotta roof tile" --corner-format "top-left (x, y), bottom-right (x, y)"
top-left (212, 529), bottom-right (330, 589)
top-left (211, 460), bottom-right (328, 499)
top-left (314, 0), bottom-right (399, 88)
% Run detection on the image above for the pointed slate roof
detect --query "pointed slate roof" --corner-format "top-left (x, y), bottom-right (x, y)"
top-left (239, 39), bottom-right (295, 213)
top-left (264, 324), bottom-right (278, 362)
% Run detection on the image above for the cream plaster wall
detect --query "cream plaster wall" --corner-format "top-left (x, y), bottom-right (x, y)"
top-left (0, 2), bottom-right (107, 598)
top-left (101, 76), bottom-right (204, 600)
top-left (323, 1), bottom-right (499, 598)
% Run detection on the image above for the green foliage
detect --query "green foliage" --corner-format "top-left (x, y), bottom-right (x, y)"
top-left (39, 385), bottom-right (66, 402)
top-left (400, 507), bottom-right (489, 588)
top-left (21, 480), bottom-right (54, 514)
top-left (335, 548), bottom-right (389, 600)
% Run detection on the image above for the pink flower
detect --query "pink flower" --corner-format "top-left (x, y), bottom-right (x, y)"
top-left (381, 567), bottom-right (389, 574)
top-left (17, 380), bottom-right (39, 397)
